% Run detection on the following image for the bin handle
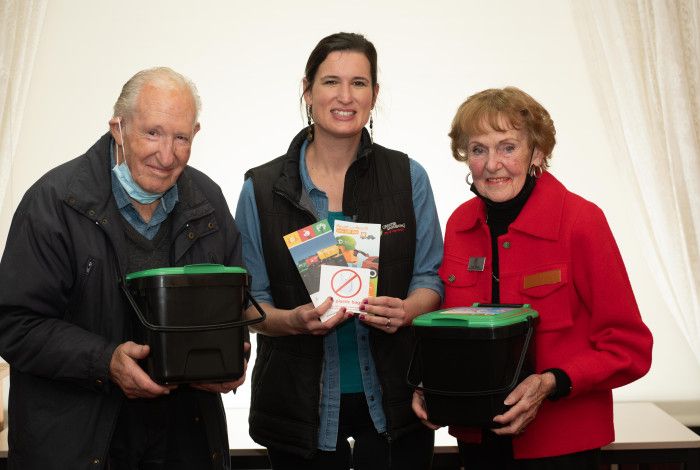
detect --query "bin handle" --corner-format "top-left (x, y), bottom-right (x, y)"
top-left (120, 278), bottom-right (266, 332)
top-left (406, 316), bottom-right (535, 397)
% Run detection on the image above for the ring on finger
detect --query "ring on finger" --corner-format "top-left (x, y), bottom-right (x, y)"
top-left (385, 318), bottom-right (391, 328)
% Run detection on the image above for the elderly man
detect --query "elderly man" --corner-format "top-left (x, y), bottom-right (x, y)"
top-left (0, 67), bottom-right (245, 469)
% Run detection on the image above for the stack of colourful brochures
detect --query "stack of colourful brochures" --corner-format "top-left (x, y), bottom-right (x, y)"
top-left (283, 219), bottom-right (381, 321)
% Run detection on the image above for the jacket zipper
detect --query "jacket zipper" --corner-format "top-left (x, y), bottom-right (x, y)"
top-left (65, 257), bottom-right (97, 320)
top-left (91, 219), bottom-right (127, 466)
top-left (85, 258), bottom-right (95, 275)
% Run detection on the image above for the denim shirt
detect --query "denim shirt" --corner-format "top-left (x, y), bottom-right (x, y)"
top-left (110, 139), bottom-right (179, 239)
top-left (235, 141), bottom-right (443, 450)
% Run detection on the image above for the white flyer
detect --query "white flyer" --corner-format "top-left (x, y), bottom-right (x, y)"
top-left (317, 265), bottom-right (372, 321)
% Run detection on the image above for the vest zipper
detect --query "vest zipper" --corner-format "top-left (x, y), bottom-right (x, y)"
top-left (382, 431), bottom-right (393, 467)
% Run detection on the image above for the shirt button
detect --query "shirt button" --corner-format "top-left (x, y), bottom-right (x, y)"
top-left (503, 241), bottom-right (511, 249)
top-left (95, 379), bottom-right (103, 386)
top-left (101, 218), bottom-right (108, 225)
top-left (91, 458), bottom-right (101, 465)
top-left (208, 222), bottom-right (215, 229)
top-left (88, 209), bottom-right (96, 216)
top-left (187, 232), bottom-right (196, 240)
top-left (448, 274), bottom-right (456, 283)
top-left (211, 451), bottom-right (219, 460)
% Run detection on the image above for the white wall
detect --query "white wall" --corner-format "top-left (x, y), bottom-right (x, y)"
top-left (2, 0), bottom-right (699, 420)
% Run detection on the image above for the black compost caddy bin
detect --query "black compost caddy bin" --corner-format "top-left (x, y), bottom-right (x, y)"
top-left (123, 264), bottom-right (265, 384)
top-left (408, 303), bottom-right (538, 427)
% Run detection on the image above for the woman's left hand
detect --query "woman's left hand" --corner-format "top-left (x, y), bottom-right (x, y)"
top-left (358, 296), bottom-right (408, 334)
top-left (491, 372), bottom-right (556, 436)
top-left (412, 389), bottom-right (442, 430)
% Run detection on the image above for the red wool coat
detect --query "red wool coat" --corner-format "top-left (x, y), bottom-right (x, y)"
top-left (443, 172), bottom-right (653, 459)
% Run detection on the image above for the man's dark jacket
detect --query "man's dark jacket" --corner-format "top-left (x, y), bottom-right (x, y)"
top-left (245, 128), bottom-right (421, 457)
top-left (0, 133), bottom-right (241, 470)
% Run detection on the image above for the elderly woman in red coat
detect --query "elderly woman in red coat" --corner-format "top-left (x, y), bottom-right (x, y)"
top-left (412, 87), bottom-right (653, 469)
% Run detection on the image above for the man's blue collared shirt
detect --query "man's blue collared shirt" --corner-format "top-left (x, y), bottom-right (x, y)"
top-left (235, 141), bottom-right (443, 450)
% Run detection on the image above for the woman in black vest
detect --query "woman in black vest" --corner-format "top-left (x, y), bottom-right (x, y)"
top-left (235, 32), bottom-right (444, 469)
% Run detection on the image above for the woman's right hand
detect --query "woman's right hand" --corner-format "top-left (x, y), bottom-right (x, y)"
top-left (288, 296), bottom-right (350, 335)
top-left (412, 389), bottom-right (441, 430)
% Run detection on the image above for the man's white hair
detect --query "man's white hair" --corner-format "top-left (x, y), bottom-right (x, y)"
top-left (113, 66), bottom-right (201, 124)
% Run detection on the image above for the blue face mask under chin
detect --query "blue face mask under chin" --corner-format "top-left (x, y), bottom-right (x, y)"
top-left (111, 119), bottom-right (164, 204)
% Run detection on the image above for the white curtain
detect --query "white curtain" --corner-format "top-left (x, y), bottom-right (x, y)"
top-left (573, 0), bottom-right (700, 363)
top-left (0, 0), bottom-right (48, 213)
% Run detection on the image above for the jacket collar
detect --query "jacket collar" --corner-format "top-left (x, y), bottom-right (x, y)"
top-left (454, 172), bottom-right (566, 241)
top-left (169, 169), bottom-right (213, 229)
top-left (64, 133), bottom-right (118, 221)
top-left (509, 172), bottom-right (565, 241)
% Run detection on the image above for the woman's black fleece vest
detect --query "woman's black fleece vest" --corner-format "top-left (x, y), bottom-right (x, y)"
top-left (245, 128), bottom-right (420, 457)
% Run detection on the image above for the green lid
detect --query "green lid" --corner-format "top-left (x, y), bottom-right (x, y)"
top-left (125, 264), bottom-right (247, 281)
top-left (413, 303), bottom-right (538, 328)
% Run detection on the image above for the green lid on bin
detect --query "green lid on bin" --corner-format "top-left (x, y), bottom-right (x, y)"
top-left (125, 264), bottom-right (247, 281)
top-left (412, 303), bottom-right (538, 328)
